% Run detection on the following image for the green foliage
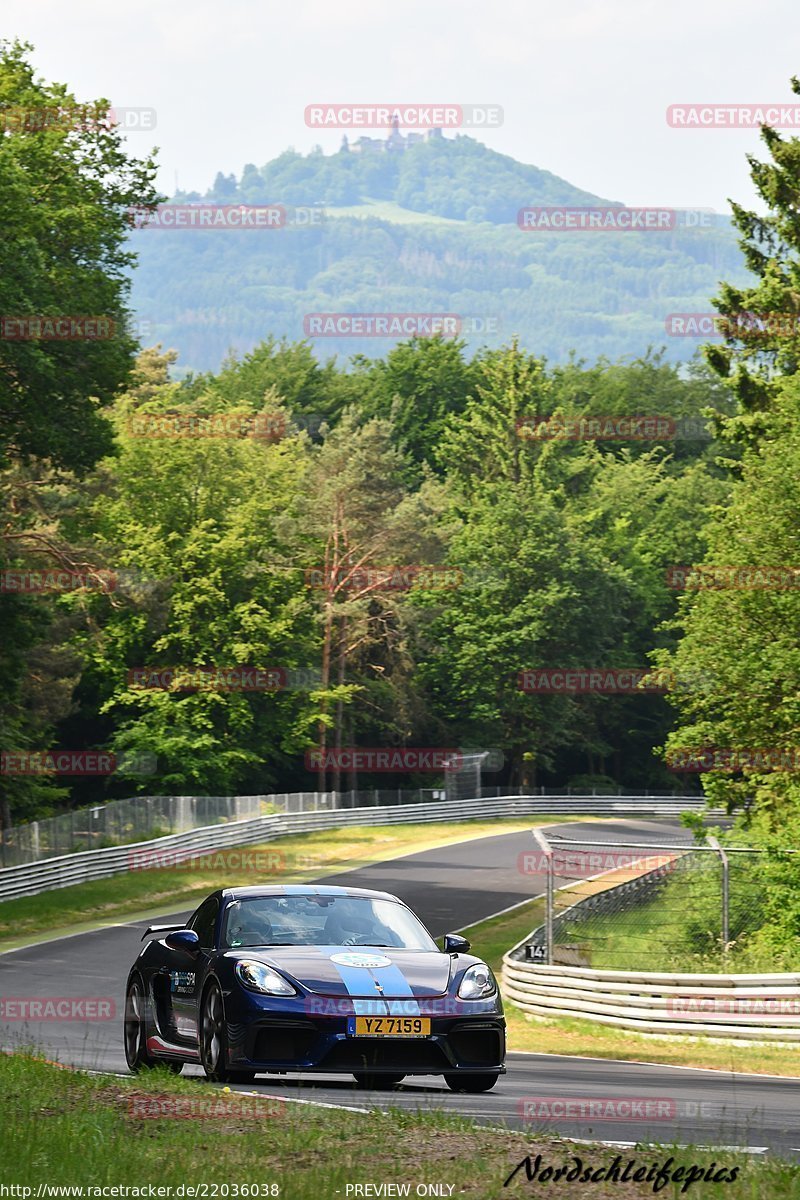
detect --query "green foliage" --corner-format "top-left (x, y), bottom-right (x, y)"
top-left (0, 41), bottom-right (159, 824)
top-left (637, 82), bottom-right (800, 961)
top-left (357, 335), bottom-right (477, 471)
top-left (0, 39), bottom-right (160, 472)
top-left (659, 374), bottom-right (800, 829)
top-left (704, 77), bottom-right (800, 434)
top-left (202, 134), bottom-right (613, 218)
top-left (2, 331), bottom-right (730, 815)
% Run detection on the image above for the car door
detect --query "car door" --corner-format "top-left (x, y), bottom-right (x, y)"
top-left (169, 895), bottom-right (219, 1042)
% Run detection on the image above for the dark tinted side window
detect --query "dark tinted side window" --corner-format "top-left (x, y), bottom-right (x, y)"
top-left (189, 897), bottom-right (219, 949)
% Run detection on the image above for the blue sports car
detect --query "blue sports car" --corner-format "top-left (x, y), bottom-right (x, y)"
top-left (124, 884), bottom-right (505, 1091)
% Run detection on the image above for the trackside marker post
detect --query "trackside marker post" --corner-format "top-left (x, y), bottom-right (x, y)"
top-left (533, 827), bottom-right (554, 965)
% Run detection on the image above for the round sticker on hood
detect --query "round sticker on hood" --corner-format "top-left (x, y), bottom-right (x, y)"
top-left (330, 952), bottom-right (392, 968)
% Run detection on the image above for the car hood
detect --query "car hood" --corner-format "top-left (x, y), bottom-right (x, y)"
top-left (226, 946), bottom-right (453, 997)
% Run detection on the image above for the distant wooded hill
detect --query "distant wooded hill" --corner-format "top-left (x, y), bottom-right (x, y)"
top-left (128, 135), bottom-right (749, 373)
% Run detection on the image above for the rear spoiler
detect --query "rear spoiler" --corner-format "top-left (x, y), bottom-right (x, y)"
top-left (141, 922), bottom-right (187, 941)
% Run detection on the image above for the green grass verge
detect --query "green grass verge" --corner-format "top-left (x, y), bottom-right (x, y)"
top-left (461, 899), bottom-right (800, 1078)
top-left (4, 1053), bottom-right (796, 1196)
top-left (0, 817), bottom-right (589, 953)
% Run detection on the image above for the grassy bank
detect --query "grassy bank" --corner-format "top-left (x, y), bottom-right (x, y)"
top-left (461, 899), bottom-right (800, 1078)
top-left (0, 817), bottom-right (586, 952)
top-left (3, 1053), bottom-right (794, 1198)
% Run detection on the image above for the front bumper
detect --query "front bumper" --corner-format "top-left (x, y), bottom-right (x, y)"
top-left (225, 993), bottom-right (506, 1075)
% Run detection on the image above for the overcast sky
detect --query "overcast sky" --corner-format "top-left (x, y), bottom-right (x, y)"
top-left (5, 0), bottom-right (799, 213)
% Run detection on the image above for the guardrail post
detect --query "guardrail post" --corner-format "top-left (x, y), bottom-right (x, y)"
top-left (707, 835), bottom-right (730, 955)
top-left (533, 827), bottom-right (554, 965)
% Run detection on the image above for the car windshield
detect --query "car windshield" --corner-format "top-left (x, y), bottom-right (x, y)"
top-left (221, 895), bottom-right (438, 951)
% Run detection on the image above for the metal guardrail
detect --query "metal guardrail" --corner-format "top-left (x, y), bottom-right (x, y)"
top-left (0, 785), bottom-right (701, 867)
top-left (0, 793), bottom-right (710, 902)
top-left (501, 847), bottom-right (800, 1043)
top-left (0, 791), bottom-right (340, 867)
top-left (501, 956), bottom-right (800, 1042)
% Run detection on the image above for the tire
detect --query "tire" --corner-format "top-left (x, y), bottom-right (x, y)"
top-left (444, 1072), bottom-right (500, 1093)
top-left (200, 980), bottom-right (256, 1084)
top-left (124, 976), bottom-right (156, 1072)
top-left (353, 1073), bottom-right (405, 1089)
top-left (124, 975), bottom-right (184, 1073)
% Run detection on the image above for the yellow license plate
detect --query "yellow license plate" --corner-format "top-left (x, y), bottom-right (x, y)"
top-left (350, 1016), bottom-right (431, 1037)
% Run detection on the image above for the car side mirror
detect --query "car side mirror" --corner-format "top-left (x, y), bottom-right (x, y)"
top-left (165, 929), bottom-right (201, 955)
top-left (443, 933), bottom-right (471, 954)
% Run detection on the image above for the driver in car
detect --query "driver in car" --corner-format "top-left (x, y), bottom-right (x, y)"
top-left (226, 904), bottom-right (274, 947)
top-left (324, 900), bottom-right (398, 947)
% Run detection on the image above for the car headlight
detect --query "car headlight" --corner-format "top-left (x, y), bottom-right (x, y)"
top-left (457, 963), bottom-right (497, 999)
top-left (235, 960), bottom-right (296, 996)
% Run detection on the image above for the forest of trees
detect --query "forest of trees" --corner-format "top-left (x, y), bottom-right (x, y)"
top-left (194, 134), bottom-right (612, 217)
top-left (5, 39), bottom-right (800, 965)
top-left (3, 326), bottom-right (736, 823)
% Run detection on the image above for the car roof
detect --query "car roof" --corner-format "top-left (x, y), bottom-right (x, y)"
top-left (220, 884), bottom-right (403, 903)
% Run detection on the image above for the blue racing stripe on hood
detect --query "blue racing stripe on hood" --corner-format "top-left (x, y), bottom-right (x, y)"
top-left (327, 955), bottom-right (387, 1015)
top-left (376, 964), bottom-right (422, 1016)
top-left (324, 950), bottom-right (421, 1016)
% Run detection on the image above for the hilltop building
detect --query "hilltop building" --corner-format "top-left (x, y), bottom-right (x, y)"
top-left (341, 115), bottom-right (444, 155)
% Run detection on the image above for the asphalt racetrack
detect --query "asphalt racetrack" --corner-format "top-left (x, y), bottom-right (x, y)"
top-left (3, 818), bottom-right (799, 1157)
